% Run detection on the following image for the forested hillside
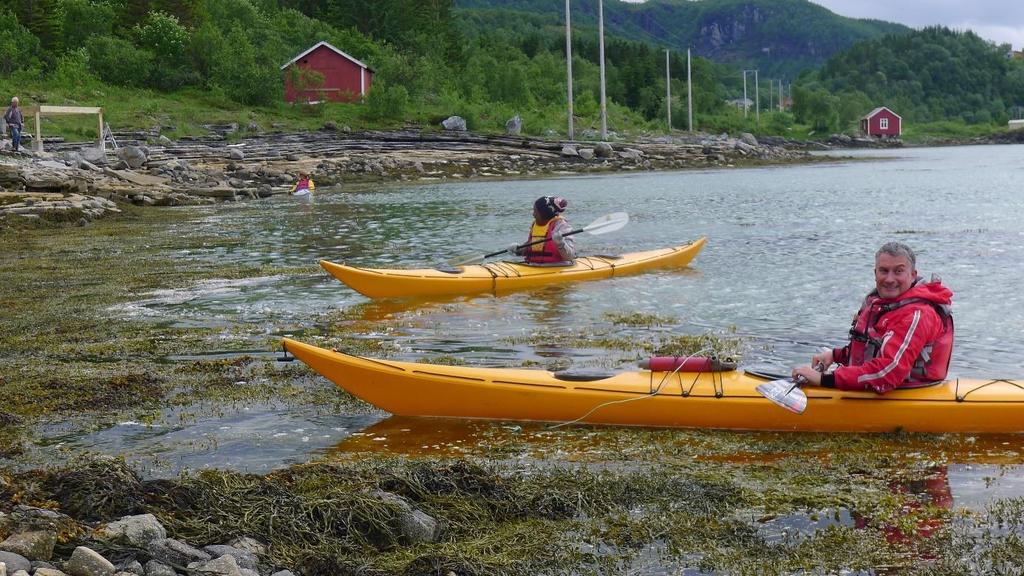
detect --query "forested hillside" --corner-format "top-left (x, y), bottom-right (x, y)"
top-left (0, 0), bottom-right (742, 136)
top-left (793, 27), bottom-right (1024, 131)
top-left (0, 0), bottom-right (1020, 141)
top-left (454, 0), bottom-right (908, 78)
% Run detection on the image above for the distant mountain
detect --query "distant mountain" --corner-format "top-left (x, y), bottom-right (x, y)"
top-left (454, 0), bottom-right (909, 78)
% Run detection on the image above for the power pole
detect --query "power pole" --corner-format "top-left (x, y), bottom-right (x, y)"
top-left (687, 48), bottom-right (693, 132)
top-left (769, 79), bottom-right (773, 114)
top-left (565, 0), bottom-right (574, 140)
top-left (742, 71), bottom-right (748, 118)
top-left (754, 69), bottom-right (760, 125)
top-left (665, 49), bottom-right (671, 132)
top-left (598, 0), bottom-right (608, 140)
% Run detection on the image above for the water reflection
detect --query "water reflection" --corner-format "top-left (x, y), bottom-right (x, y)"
top-left (327, 416), bottom-right (1024, 515)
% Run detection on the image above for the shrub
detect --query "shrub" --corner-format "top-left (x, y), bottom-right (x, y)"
top-left (85, 35), bottom-right (153, 87)
top-left (50, 48), bottom-right (98, 90)
top-left (364, 83), bottom-right (409, 121)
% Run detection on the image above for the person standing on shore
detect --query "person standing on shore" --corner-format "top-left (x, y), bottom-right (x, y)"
top-left (4, 97), bottom-right (24, 152)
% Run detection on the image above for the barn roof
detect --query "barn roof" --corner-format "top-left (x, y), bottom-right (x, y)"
top-left (862, 106), bottom-right (902, 120)
top-left (280, 41), bottom-right (374, 72)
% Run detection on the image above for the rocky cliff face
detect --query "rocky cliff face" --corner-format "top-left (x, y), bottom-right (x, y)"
top-left (457, 0), bottom-right (909, 77)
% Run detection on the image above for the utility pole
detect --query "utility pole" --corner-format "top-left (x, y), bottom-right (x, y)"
top-left (687, 47), bottom-right (693, 132)
top-left (598, 0), bottom-right (608, 140)
top-left (665, 49), bottom-right (671, 132)
top-left (565, 0), bottom-right (574, 140)
top-left (754, 69), bottom-right (759, 125)
top-left (742, 69), bottom-right (756, 119)
top-left (742, 71), bottom-right (747, 118)
top-left (769, 79), bottom-right (773, 114)
top-left (778, 79), bottom-right (783, 112)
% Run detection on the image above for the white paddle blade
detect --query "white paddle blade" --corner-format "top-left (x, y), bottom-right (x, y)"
top-left (756, 379), bottom-right (808, 414)
top-left (584, 211), bottom-right (629, 235)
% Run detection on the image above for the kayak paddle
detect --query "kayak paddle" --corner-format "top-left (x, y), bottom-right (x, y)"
top-left (755, 377), bottom-right (808, 414)
top-left (756, 361), bottom-right (826, 414)
top-left (448, 211), bottom-right (630, 267)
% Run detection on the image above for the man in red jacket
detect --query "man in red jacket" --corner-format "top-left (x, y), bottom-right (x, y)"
top-left (793, 242), bottom-right (954, 394)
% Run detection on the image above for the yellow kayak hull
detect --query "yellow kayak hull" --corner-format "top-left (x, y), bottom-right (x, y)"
top-left (282, 338), bottom-right (1024, 433)
top-left (320, 238), bottom-right (705, 298)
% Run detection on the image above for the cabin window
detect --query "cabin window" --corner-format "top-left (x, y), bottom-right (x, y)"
top-left (880, 117), bottom-right (889, 130)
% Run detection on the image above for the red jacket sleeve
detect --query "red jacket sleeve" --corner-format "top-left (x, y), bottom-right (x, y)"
top-left (832, 305), bottom-right (942, 394)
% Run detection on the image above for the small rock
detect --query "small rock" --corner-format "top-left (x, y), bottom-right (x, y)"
top-left (96, 514), bottom-right (166, 549)
top-left (148, 538), bottom-right (211, 568)
top-left (187, 555), bottom-right (241, 576)
top-left (227, 148), bottom-right (244, 161)
top-left (116, 560), bottom-right (144, 576)
top-left (142, 560), bottom-right (175, 576)
top-left (0, 531), bottom-right (56, 561)
top-left (202, 545), bottom-right (257, 571)
top-left (594, 142), bottom-right (614, 158)
top-left (0, 552), bottom-right (30, 574)
top-left (225, 537), bottom-right (266, 557)
top-left (65, 546), bottom-right (114, 576)
top-left (158, 135), bottom-right (172, 146)
top-left (441, 116), bottom-right (467, 131)
top-left (33, 568), bottom-right (67, 576)
top-left (115, 146), bottom-right (147, 169)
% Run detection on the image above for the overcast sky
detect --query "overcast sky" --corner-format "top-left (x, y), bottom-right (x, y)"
top-left (808, 1), bottom-right (1024, 48)
top-left (619, 1), bottom-right (1024, 49)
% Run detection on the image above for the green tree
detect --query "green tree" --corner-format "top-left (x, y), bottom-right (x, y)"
top-left (134, 10), bottom-right (191, 89)
top-left (0, 9), bottom-right (40, 74)
top-left (58, 0), bottom-right (117, 53)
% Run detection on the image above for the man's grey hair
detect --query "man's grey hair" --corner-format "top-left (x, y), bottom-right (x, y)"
top-left (876, 241), bottom-right (916, 269)
top-left (10, 96), bottom-right (17, 104)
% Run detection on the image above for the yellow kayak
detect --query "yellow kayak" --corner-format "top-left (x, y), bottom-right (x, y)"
top-left (319, 238), bottom-right (705, 298)
top-left (282, 337), bottom-right (1024, 433)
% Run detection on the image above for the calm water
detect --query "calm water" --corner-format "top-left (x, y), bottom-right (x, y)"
top-left (55, 145), bottom-right (1024, 499)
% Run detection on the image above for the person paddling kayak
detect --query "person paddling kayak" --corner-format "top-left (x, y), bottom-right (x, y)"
top-left (510, 196), bottom-right (576, 265)
top-left (793, 241), bottom-right (954, 394)
top-left (290, 171), bottom-right (315, 200)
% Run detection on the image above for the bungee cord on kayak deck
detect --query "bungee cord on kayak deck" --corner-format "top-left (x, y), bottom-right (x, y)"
top-left (547, 349), bottom-right (714, 429)
top-left (956, 378), bottom-right (1024, 402)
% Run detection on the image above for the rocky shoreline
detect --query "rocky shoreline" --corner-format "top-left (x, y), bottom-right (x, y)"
top-left (0, 127), bottom-right (815, 224)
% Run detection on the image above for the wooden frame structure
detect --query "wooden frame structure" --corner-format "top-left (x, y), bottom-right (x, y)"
top-left (25, 105), bottom-right (105, 152)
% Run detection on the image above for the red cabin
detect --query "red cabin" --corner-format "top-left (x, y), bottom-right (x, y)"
top-left (860, 106), bottom-right (902, 138)
top-left (281, 41), bottom-right (374, 104)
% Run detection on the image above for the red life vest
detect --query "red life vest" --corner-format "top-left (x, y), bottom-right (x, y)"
top-left (524, 216), bottom-right (568, 264)
top-left (846, 280), bottom-right (954, 385)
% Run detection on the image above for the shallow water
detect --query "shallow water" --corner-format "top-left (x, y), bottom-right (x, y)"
top-left (132, 144), bottom-right (1024, 376)
top-left (54, 145), bottom-right (1024, 508)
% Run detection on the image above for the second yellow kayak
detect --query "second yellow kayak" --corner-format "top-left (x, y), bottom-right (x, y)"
top-left (320, 237), bottom-right (705, 298)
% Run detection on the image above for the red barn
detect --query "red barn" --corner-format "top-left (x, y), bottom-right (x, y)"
top-left (860, 106), bottom-right (902, 138)
top-left (281, 41), bottom-right (374, 104)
